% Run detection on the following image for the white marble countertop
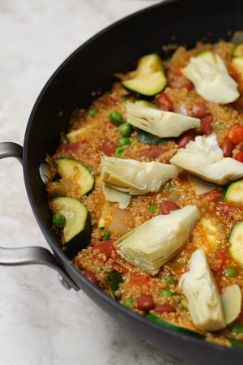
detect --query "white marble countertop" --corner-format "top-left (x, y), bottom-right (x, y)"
top-left (0, 1), bottom-right (187, 364)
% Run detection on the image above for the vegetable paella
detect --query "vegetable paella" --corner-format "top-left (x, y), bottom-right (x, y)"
top-left (46, 41), bottom-right (243, 348)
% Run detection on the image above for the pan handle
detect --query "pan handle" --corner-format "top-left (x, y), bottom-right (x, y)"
top-left (0, 142), bottom-right (79, 291)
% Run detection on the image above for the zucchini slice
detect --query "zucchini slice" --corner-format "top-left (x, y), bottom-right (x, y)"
top-left (123, 71), bottom-right (167, 97)
top-left (225, 180), bottom-right (243, 203)
top-left (229, 221), bottom-right (243, 266)
top-left (232, 44), bottom-right (243, 58)
top-left (147, 312), bottom-right (205, 339)
top-left (122, 53), bottom-right (167, 97)
top-left (50, 197), bottom-right (91, 258)
top-left (49, 158), bottom-right (94, 198)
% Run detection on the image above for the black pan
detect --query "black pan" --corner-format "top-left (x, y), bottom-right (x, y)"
top-left (1, 0), bottom-right (243, 363)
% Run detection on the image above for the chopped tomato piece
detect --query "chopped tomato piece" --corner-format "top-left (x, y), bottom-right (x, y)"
top-left (160, 201), bottom-right (180, 215)
top-left (156, 92), bottom-right (174, 111)
top-left (190, 102), bottom-right (208, 118)
top-left (201, 190), bottom-right (222, 200)
top-left (99, 140), bottom-right (116, 156)
top-left (58, 140), bottom-right (86, 154)
top-left (140, 146), bottom-right (166, 159)
top-left (235, 151), bottom-right (243, 162)
top-left (228, 125), bottom-right (243, 145)
top-left (154, 303), bottom-right (176, 313)
top-left (112, 263), bottom-right (128, 275)
top-left (136, 294), bottom-right (155, 311)
top-left (96, 240), bottom-right (115, 259)
top-left (200, 114), bottom-right (213, 135)
top-left (177, 129), bottom-right (197, 148)
top-left (129, 273), bottom-right (151, 287)
top-left (222, 138), bottom-right (233, 157)
top-left (83, 270), bottom-right (99, 285)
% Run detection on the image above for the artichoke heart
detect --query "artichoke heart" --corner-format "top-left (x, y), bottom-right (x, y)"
top-left (182, 51), bottom-right (239, 104)
top-left (171, 134), bottom-right (243, 185)
top-left (116, 205), bottom-right (200, 275)
top-left (179, 250), bottom-right (242, 331)
top-left (125, 102), bottom-right (200, 138)
top-left (101, 155), bottom-right (179, 196)
top-left (179, 250), bottom-right (225, 331)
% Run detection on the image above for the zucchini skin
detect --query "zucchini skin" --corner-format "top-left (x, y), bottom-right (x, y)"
top-left (63, 211), bottom-right (92, 259)
top-left (225, 180), bottom-right (243, 203)
top-left (147, 312), bottom-right (205, 339)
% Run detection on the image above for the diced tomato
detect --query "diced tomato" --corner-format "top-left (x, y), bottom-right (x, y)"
top-left (185, 81), bottom-right (194, 91)
top-left (215, 251), bottom-right (228, 271)
top-left (83, 270), bottom-right (99, 285)
top-left (154, 303), bottom-right (176, 313)
top-left (112, 263), bottom-right (128, 275)
top-left (140, 146), bottom-right (166, 159)
top-left (190, 102), bottom-right (208, 118)
top-left (99, 140), bottom-right (116, 156)
top-left (200, 190), bottom-right (222, 201)
top-left (58, 140), bottom-right (86, 154)
top-left (156, 92), bottom-right (174, 111)
top-left (177, 129), bottom-right (197, 148)
top-left (96, 240), bottom-right (115, 259)
top-left (129, 273), bottom-right (151, 287)
top-left (136, 294), bottom-right (155, 311)
top-left (235, 151), bottom-right (243, 162)
top-left (228, 125), bottom-right (243, 145)
top-left (160, 201), bottom-right (180, 215)
top-left (222, 138), bottom-right (233, 157)
top-left (200, 114), bottom-right (213, 135)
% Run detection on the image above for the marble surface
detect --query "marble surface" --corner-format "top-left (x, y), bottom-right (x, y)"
top-left (0, 1), bottom-right (187, 364)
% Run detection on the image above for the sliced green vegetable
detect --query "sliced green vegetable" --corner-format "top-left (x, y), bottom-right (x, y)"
top-left (137, 53), bottom-right (164, 75)
top-left (109, 111), bottom-right (123, 125)
top-left (135, 100), bottom-right (157, 108)
top-left (123, 298), bottom-right (134, 308)
top-left (107, 271), bottom-right (123, 292)
top-left (118, 123), bottom-right (133, 137)
top-left (52, 213), bottom-right (66, 228)
top-left (160, 289), bottom-right (173, 298)
top-left (49, 158), bottom-right (94, 198)
top-left (147, 312), bottom-right (205, 339)
top-left (228, 338), bottom-right (243, 348)
top-left (231, 323), bottom-right (243, 334)
top-left (50, 197), bottom-right (91, 258)
top-left (118, 137), bottom-right (131, 147)
top-left (102, 231), bottom-right (111, 241)
top-left (225, 267), bottom-right (237, 278)
top-left (137, 132), bottom-right (162, 145)
top-left (87, 107), bottom-right (98, 116)
top-left (115, 147), bottom-right (125, 157)
top-left (164, 275), bottom-right (176, 286)
top-left (229, 221), bottom-right (243, 266)
top-left (148, 203), bottom-right (159, 213)
top-left (232, 44), bottom-right (243, 58)
top-left (225, 180), bottom-right (243, 204)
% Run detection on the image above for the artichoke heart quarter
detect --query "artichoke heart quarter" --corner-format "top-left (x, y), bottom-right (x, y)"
top-left (179, 250), bottom-right (226, 331)
top-left (125, 102), bottom-right (200, 137)
top-left (171, 134), bottom-right (243, 185)
top-left (116, 205), bottom-right (200, 275)
top-left (101, 156), bottom-right (179, 196)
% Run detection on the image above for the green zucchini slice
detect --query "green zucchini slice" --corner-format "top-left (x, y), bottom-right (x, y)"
top-left (229, 221), bottom-right (243, 266)
top-left (50, 197), bottom-right (91, 258)
top-left (123, 72), bottom-right (167, 97)
top-left (227, 338), bottom-right (243, 348)
top-left (232, 44), bottom-right (243, 58)
top-left (225, 180), bottom-right (243, 203)
top-left (147, 312), bottom-right (205, 339)
top-left (49, 158), bottom-right (94, 198)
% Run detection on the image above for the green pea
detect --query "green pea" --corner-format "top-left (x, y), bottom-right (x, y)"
top-left (118, 137), bottom-right (131, 147)
top-left (231, 324), bottom-right (243, 334)
top-left (87, 108), bottom-right (98, 116)
top-left (52, 213), bottom-right (66, 228)
top-left (115, 147), bottom-right (125, 157)
top-left (148, 204), bottom-right (159, 213)
top-left (160, 289), bottom-right (173, 298)
top-left (102, 231), bottom-right (111, 241)
top-left (109, 111), bottom-right (123, 125)
top-left (225, 267), bottom-right (237, 278)
top-left (123, 298), bottom-right (133, 308)
top-left (119, 123), bottom-right (133, 137)
top-left (164, 275), bottom-right (176, 286)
